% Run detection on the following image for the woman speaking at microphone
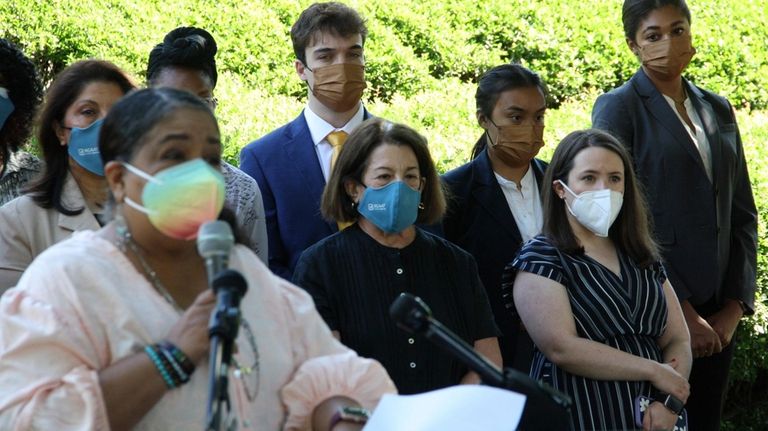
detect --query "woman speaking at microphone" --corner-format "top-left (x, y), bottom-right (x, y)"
top-left (0, 88), bottom-right (394, 430)
top-left (293, 118), bottom-right (501, 394)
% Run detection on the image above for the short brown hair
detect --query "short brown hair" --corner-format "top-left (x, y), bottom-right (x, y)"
top-left (291, 2), bottom-right (368, 66)
top-left (542, 129), bottom-right (660, 266)
top-left (322, 118), bottom-right (446, 225)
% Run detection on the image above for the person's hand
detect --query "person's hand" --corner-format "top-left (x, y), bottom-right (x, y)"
top-left (165, 289), bottom-right (216, 365)
top-left (706, 299), bottom-right (743, 348)
top-left (681, 300), bottom-right (722, 358)
top-left (642, 401), bottom-right (679, 431)
top-left (331, 422), bottom-right (365, 431)
top-left (650, 361), bottom-right (689, 403)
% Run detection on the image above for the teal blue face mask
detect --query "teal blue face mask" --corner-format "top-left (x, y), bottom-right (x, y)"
top-left (357, 180), bottom-right (421, 233)
top-left (67, 118), bottom-right (105, 176)
top-left (0, 87), bottom-right (14, 130)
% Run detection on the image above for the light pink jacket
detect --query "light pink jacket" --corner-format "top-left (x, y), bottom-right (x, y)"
top-left (0, 230), bottom-right (395, 430)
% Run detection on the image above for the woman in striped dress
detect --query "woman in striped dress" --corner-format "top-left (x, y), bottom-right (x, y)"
top-left (506, 129), bottom-right (691, 430)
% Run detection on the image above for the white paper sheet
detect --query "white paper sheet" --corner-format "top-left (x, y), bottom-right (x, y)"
top-left (363, 385), bottom-right (526, 431)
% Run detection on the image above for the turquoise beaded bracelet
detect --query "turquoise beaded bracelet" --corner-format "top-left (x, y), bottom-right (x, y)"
top-left (145, 345), bottom-right (177, 389)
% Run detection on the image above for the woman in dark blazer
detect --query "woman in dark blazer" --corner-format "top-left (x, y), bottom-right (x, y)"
top-left (591, 1), bottom-right (757, 429)
top-left (442, 64), bottom-right (548, 371)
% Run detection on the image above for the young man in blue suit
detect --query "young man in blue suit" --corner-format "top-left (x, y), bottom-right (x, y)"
top-left (240, 2), bottom-right (371, 280)
top-left (442, 64), bottom-right (548, 372)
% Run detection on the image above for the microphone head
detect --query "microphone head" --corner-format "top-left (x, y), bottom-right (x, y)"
top-left (212, 269), bottom-right (248, 298)
top-left (197, 220), bottom-right (234, 260)
top-left (389, 293), bottom-right (432, 335)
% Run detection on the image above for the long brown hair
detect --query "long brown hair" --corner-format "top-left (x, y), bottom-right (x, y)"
top-left (542, 129), bottom-right (660, 266)
top-left (27, 60), bottom-right (135, 215)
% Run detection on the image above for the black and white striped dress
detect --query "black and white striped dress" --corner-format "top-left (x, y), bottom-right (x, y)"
top-left (510, 236), bottom-right (668, 431)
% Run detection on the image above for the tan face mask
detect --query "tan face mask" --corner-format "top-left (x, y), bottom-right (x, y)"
top-left (308, 63), bottom-right (367, 112)
top-left (487, 122), bottom-right (545, 168)
top-left (638, 35), bottom-right (696, 78)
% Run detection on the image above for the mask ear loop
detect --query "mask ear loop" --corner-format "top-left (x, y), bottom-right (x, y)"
top-left (122, 162), bottom-right (163, 185)
top-left (120, 163), bottom-right (161, 216)
top-left (557, 179), bottom-right (577, 198)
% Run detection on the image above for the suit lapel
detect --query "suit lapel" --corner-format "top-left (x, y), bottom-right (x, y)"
top-left (687, 83), bottom-right (721, 183)
top-left (633, 70), bottom-right (709, 177)
top-left (531, 158), bottom-right (548, 193)
top-left (282, 112), bottom-right (326, 197)
top-left (281, 113), bottom-right (336, 232)
top-left (58, 175), bottom-right (99, 232)
top-left (471, 150), bottom-right (523, 240)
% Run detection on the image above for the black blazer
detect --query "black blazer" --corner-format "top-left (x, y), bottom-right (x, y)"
top-left (592, 68), bottom-right (757, 311)
top-left (442, 148), bottom-right (548, 362)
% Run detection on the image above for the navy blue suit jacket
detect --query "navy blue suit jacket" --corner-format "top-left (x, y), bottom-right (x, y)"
top-left (592, 68), bottom-right (757, 311)
top-left (442, 148), bottom-right (548, 364)
top-left (240, 110), bottom-right (372, 280)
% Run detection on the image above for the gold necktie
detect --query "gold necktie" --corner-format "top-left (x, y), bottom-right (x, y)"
top-left (327, 130), bottom-right (348, 171)
top-left (326, 130), bottom-right (352, 231)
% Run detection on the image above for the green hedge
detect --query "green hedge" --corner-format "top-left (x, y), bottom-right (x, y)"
top-left (2, 0), bottom-right (767, 427)
top-left (4, 0), bottom-right (767, 108)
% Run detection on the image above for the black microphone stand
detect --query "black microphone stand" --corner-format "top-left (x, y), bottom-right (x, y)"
top-left (390, 293), bottom-right (572, 430)
top-left (205, 270), bottom-right (247, 431)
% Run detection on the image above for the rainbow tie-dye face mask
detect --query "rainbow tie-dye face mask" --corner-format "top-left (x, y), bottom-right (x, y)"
top-left (122, 159), bottom-right (225, 240)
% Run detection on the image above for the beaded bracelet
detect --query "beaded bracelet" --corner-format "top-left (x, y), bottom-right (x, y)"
top-left (158, 341), bottom-right (196, 375)
top-left (158, 346), bottom-right (190, 384)
top-left (145, 345), bottom-right (177, 389)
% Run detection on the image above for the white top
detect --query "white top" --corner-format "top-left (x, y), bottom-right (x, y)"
top-left (494, 167), bottom-right (543, 242)
top-left (304, 104), bottom-right (365, 181)
top-left (0, 230), bottom-right (395, 430)
top-left (662, 94), bottom-right (712, 181)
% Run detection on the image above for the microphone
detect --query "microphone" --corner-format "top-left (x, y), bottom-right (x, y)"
top-left (206, 269), bottom-right (248, 431)
top-left (197, 221), bottom-right (235, 285)
top-left (389, 293), bottom-right (572, 430)
top-left (209, 269), bottom-right (248, 339)
top-left (390, 292), bottom-right (505, 386)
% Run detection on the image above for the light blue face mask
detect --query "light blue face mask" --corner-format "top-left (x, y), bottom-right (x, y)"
top-left (357, 180), bottom-right (421, 233)
top-left (67, 118), bottom-right (105, 176)
top-left (0, 87), bottom-right (15, 130)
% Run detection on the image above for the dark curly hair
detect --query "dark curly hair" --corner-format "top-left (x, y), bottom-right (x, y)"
top-left (0, 38), bottom-right (43, 175)
top-left (146, 27), bottom-right (218, 89)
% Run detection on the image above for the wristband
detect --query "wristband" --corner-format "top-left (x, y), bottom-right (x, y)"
top-left (158, 341), bottom-right (196, 375)
top-left (654, 391), bottom-right (685, 415)
top-left (145, 345), bottom-right (177, 389)
top-left (329, 406), bottom-right (369, 430)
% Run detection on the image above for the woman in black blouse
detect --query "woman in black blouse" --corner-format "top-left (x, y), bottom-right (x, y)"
top-left (293, 118), bottom-right (501, 394)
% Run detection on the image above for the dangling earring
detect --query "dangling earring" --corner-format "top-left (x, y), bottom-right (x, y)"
top-left (418, 202), bottom-right (425, 210)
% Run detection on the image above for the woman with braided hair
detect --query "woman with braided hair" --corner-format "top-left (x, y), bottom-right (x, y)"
top-left (146, 26), bottom-right (269, 264)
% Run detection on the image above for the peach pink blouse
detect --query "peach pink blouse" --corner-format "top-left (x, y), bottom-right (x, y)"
top-left (0, 230), bottom-right (395, 430)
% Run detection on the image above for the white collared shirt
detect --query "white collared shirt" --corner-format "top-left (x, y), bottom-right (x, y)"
top-left (494, 167), bottom-right (543, 242)
top-left (304, 104), bottom-right (365, 181)
top-left (662, 93), bottom-right (712, 181)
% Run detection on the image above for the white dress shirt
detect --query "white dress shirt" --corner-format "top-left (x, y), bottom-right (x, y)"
top-left (494, 167), bottom-right (543, 242)
top-left (304, 104), bottom-right (365, 181)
